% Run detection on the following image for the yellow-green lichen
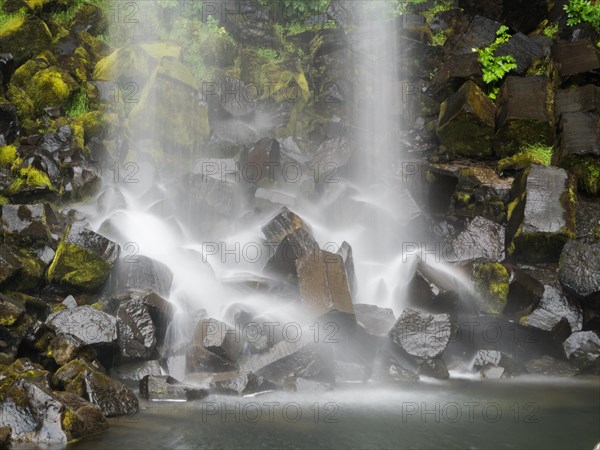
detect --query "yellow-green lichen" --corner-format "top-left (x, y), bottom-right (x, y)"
top-left (473, 262), bottom-right (509, 315)
top-left (10, 166), bottom-right (53, 192)
top-left (47, 240), bottom-right (111, 291)
top-left (0, 145), bottom-right (17, 168)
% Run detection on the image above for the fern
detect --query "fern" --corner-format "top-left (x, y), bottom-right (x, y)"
top-left (474, 25), bottom-right (517, 99)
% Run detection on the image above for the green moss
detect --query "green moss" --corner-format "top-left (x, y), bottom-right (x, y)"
top-left (498, 144), bottom-right (553, 173)
top-left (506, 196), bottom-right (521, 222)
top-left (10, 165), bottom-right (53, 192)
top-left (30, 68), bottom-right (74, 111)
top-left (0, 145), bottom-right (17, 168)
top-left (593, 227), bottom-right (600, 240)
top-left (62, 409), bottom-right (76, 434)
top-left (453, 191), bottom-right (472, 204)
top-left (472, 262), bottom-right (509, 315)
top-left (561, 155), bottom-right (600, 196)
top-left (0, 13), bottom-right (25, 38)
top-left (66, 88), bottom-right (89, 118)
top-left (47, 240), bottom-right (111, 291)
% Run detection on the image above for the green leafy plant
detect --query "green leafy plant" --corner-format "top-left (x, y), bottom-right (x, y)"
top-left (473, 25), bottom-right (517, 99)
top-left (564, 0), bottom-right (600, 31)
top-left (543, 22), bottom-right (559, 39)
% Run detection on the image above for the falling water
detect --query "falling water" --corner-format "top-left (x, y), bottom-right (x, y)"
top-left (81, 0), bottom-right (436, 381)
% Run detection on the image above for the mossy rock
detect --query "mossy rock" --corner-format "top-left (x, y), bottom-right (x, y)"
top-left (70, 3), bottom-right (108, 37)
top-left (52, 358), bottom-right (97, 390)
top-left (72, 110), bottom-right (113, 144)
top-left (0, 145), bottom-right (17, 168)
top-left (2, 247), bottom-right (46, 292)
top-left (472, 262), bottom-right (509, 315)
top-left (3, 0), bottom-right (52, 13)
top-left (560, 155), bottom-right (600, 196)
top-left (0, 16), bottom-right (53, 66)
top-left (47, 241), bottom-right (112, 292)
top-left (200, 33), bottom-right (237, 68)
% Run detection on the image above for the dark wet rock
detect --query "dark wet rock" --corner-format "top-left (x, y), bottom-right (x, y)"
top-left (390, 308), bottom-right (452, 360)
top-left (1, 204), bottom-right (52, 246)
top-left (243, 138), bottom-right (280, 182)
top-left (110, 360), bottom-right (163, 386)
top-left (563, 331), bottom-right (600, 374)
top-left (0, 244), bottom-right (21, 285)
top-left (192, 318), bottom-right (243, 363)
top-left (62, 163), bottom-right (101, 200)
top-left (53, 359), bottom-right (138, 417)
top-left (354, 304), bottom-right (396, 336)
top-left (0, 103), bottom-right (18, 145)
top-left (429, 53), bottom-right (482, 98)
top-left (524, 355), bottom-right (578, 377)
top-left (185, 344), bottom-right (237, 373)
top-left (264, 227), bottom-right (319, 282)
top-left (447, 16), bottom-right (501, 56)
top-left (46, 306), bottom-right (117, 345)
top-left (494, 76), bottom-right (554, 157)
top-left (139, 375), bottom-right (207, 402)
top-left (437, 81), bottom-right (496, 157)
top-left (208, 371), bottom-right (276, 396)
top-left (53, 391), bottom-right (108, 442)
top-left (81, 369), bottom-right (139, 417)
top-left (0, 296), bottom-right (24, 328)
top-left (506, 165), bottom-right (576, 263)
top-left (116, 299), bottom-right (157, 361)
top-left (47, 225), bottom-right (119, 292)
top-left (521, 309), bottom-right (571, 342)
top-left (296, 249), bottom-right (354, 318)
top-left (0, 244), bottom-right (46, 292)
top-left (451, 216), bottom-right (505, 262)
top-left (559, 240), bottom-right (600, 302)
top-left (557, 111), bottom-right (600, 158)
top-left (551, 39), bottom-right (600, 83)
top-left (116, 290), bottom-right (175, 345)
top-left (505, 267), bottom-right (544, 317)
top-left (261, 207), bottom-right (313, 245)
top-left (418, 358), bottom-right (449, 379)
top-left (539, 285), bottom-right (583, 332)
top-left (406, 259), bottom-right (466, 315)
top-left (555, 85), bottom-right (600, 119)
top-left (0, 378), bottom-right (66, 443)
top-left (337, 241), bottom-right (356, 296)
top-left (496, 34), bottom-right (545, 75)
top-left (48, 333), bottom-right (94, 366)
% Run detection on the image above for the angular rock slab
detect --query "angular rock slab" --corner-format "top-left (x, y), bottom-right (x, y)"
top-left (437, 81), bottom-right (496, 157)
top-left (539, 285), bottom-right (583, 332)
top-left (193, 318), bottom-right (243, 363)
top-left (1, 204), bottom-right (52, 246)
top-left (557, 112), bottom-right (600, 159)
top-left (47, 225), bottom-right (119, 291)
top-left (110, 255), bottom-right (173, 298)
top-left (506, 165), bottom-right (576, 263)
top-left (563, 331), bottom-right (600, 374)
top-left (495, 76), bottom-right (554, 158)
top-left (559, 240), bottom-right (600, 302)
top-left (390, 308), bottom-right (452, 360)
top-left (264, 227), bottom-right (319, 282)
top-left (451, 216), bottom-right (505, 262)
top-left (354, 304), bottom-right (396, 336)
top-left (116, 299), bottom-right (157, 360)
top-left (243, 137), bottom-right (281, 182)
top-left (139, 375), bottom-right (208, 402)
top-left (496, 33), bottom-right (545, 75)
top-left (524, 355), bottom-right (578, 377)
top-left (46, 306), bottom-right (117, 345)
top-left (296, 249), bottom-right (354, 318)
top-left (261, 207), bottom-right (313, 244)
top-left (555, 85), bottom-right (600, 119)
top-left (551, 39), bottom-right (600, 81)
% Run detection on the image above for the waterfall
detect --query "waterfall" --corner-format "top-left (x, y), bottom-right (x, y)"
top-left (86, 0), bottom-right (422, 381)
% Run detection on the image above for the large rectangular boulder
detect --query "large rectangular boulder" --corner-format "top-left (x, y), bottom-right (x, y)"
top-left (494, 76), bottom-right (555, 157)
top-left (506, 165), bottom-right (576, 262)
top-left (436, 81), bottom-right (496, 157)
top-left (296, 249), bottom-right (354, 318)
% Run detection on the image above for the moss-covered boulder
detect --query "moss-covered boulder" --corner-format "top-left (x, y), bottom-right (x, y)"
top-left (506, 165), bottom-right (576, 263)
top-left (0, 358), bottom-right (107, 444)
top-left (494, 76), bottom-right (555, 158)
top-left (70, 3), bottom-right (108, 36)
top-left (472, 262), bottom-right (509, 315)
top-left (436, 81), bottom-right (496, 157)
top-left (0, 245), bottom-right (46, 292)
top-left (53, 359), bottom-right (139, 417)
top-left (0, 15), bottom-right (52, 66)
top-left (1, 203), bottom-right (52, 245)
top-left (47, 225), bottom-right (119, 292)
